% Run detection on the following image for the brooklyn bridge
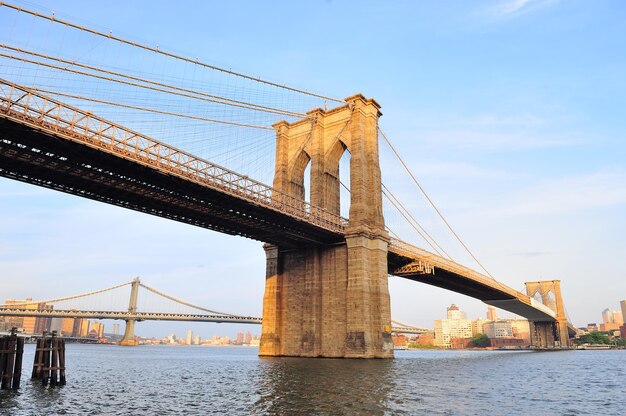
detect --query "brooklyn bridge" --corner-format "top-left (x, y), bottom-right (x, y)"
top-left (0, 2), bottom-right (575, 357)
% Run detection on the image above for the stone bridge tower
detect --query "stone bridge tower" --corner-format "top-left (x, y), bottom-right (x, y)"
top-left (260, 95), bottom-right (393, 358)
top-left (525, 280), bottom-right (570, 348)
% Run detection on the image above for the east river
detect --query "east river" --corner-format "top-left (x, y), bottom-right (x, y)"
top-left (0, 344), bottom-right (624, 415)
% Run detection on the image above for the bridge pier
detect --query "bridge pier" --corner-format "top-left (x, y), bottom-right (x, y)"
top-left (260, 95), bottom-right (393, 358)
top-left (119, 277), bottom-right (140, 346)
top-left (525, 280), bottom-right (571, 348)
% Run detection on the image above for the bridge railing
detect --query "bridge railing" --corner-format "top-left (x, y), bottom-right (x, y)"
top-left (0, 80), bottom-right (348, 234)
top-left (388, 238), bottom-right (528, 301)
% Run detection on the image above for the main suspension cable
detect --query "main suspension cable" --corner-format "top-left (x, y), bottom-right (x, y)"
top-left (0, 280), bottom-right (133, 308)
top-left (0, 52), bottom-right (305, 119)
top-left (0, 44), bottom-right (307, 119)
top-left (379, 128), bottom-right (496, 280)
top-left (0, 1), bottom-right (343, 103)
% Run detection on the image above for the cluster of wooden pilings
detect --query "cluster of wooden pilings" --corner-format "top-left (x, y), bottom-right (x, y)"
top-left (0, 328), bottom-right (24, 390)
top-left (32, 331), bottom-right (66, 386)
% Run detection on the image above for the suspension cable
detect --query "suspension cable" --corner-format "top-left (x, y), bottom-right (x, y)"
top-left (379, 127), bottom-right (496, 280)
top-left (0, 44), bottom-right (307, 119)
top-left (0, 2), bottom-right (343, 103)
top-left (0, 280), bottom-right (133, 307)
top-left (382, 184), bottom-right (451, 259)
top-left (0, 52), bottom-right (305, 119)
top-left (139, 283), bottom-right (240, 317)
top-left (31, 87), bottom-right (273, 130)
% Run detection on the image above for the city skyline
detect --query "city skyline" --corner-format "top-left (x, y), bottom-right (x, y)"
top-left (1, 0), bottom-right (625, 337)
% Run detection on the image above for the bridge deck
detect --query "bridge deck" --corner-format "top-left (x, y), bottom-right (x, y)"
top-left (0, 80), bottom-right (560, 324)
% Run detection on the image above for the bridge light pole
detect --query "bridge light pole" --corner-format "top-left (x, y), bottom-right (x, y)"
top-left (119, 277), bottom-right (140, 346)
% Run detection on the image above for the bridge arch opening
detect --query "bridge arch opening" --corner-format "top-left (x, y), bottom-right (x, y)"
top-left (338, 147), bottom-right (351, 218)
top-left (289, 150), bottom-right (311, 203)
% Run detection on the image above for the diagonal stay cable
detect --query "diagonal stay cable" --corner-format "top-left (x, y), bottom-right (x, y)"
top-left (382, 183), bottom-right (452, 260)
top-left (0, 44), bottom-right (307, 119)
top-left (32, 87), bottom-right (273, 130)
top-left (0, 52), bottom-right (304, 119)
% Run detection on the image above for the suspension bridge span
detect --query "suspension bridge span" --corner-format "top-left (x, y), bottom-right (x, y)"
top-left (0, 3), bottom-right (573, 357)
top-left (0, 278), bottom-right (429, 345)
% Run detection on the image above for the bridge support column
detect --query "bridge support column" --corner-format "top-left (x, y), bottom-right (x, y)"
top-left (529, 321), bottom-right (556, 348)
top-left (525, 280), bottom-right (571, 348)
top-left (119, 277), bottom-right (140, 346)
top-left (260, 94), bottom-right (393, 358)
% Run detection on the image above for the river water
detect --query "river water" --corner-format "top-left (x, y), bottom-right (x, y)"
top-left (0, 344), bottom-right (624, 415)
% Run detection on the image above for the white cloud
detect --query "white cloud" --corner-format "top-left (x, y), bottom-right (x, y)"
top-left (483, 0), bottom-right (559, 19)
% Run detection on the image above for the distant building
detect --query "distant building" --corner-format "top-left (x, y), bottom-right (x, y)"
top-left (620, 325), bottom-right (626, 339)
top-left (508, 319), bottom-right (531, 344)
top-left (186, 329), bottom-right (193, 345)
top-left (602, 308), bottom-right (623, 326)
top-left (78, 319), bottom-right (90, 337)
top-left (416, 332), bottom-right (435, 347)
top-left (89, 321), bottom-right (104, 338)
top-left (486, 306), bottom-right (498, 321)
top-left (2, 298), bottom-right (52, 334)
top-left (471, 318), bottom-right (487, 336)
top-left (236, 332), bottom-right (244, 345)
top-left (61, 317), bottom-right (75, 336)
top-left (483, 321), bottom-right (513, 339)
top-left (435, 304), bottom-right (472, 348)
top-left (392, 334), bottom-right (408, 347)
top-left (587, 323), bottom-right (598, 332)
top-left (620, 300), bottom-right (626, 325)
top-left (244, 331), bottom-right (252, 345)
top-left (193, 335), bottom-right (201, 345)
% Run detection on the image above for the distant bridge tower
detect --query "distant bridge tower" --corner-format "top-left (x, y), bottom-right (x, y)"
top-left (260, 95), bottom-right (393, 358)
top-left (119, 277), bottom-right (140, 346)
top-left (525, 280), bottom-right (570, 348)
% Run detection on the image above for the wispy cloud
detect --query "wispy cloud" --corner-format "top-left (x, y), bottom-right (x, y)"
top-left (483, 0), bottom-right (559, 20)
top-left (489, 170), bottom-right (626, 216)
top-left (416, 129), bottom-right (582, 152)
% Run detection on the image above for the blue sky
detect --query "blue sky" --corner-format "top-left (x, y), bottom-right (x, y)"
top-left (1, 0), bottom-right (625, 338)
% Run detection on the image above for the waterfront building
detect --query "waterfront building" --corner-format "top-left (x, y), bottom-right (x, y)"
top-left (435, 304), bottom-right (473, 348)
top-left (245, 331), bottom-right (252, 345)
top-left (471, 318), bottom-right (487, 336)
top-left (483, 321), bottom-right (513, 338)
top-left (621, 300), bottom-right (626, 323)
top-left (486, 306), bottom-right (498, 321)
top-left (186, 329), bottom-right (193, 345)
top-left (508, 319), bottom-right (531, 343)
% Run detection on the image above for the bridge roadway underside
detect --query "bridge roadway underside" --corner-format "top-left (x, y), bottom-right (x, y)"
top-left (0, 119), bottom-right (344, 248)
top-left (388, 252), bottom-right (556, 322)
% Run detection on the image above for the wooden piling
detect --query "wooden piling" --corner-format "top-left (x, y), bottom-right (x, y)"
top-left (13, 337), bottom-right (24, 389)
top-left (58, 339), bottom-right (66, 385)
top-left (34, 331), bottom-right (66, 387)
top-left (31, 336), bottom-right (44, 379)
top-left (0, 328), bottom-right (23, 390)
